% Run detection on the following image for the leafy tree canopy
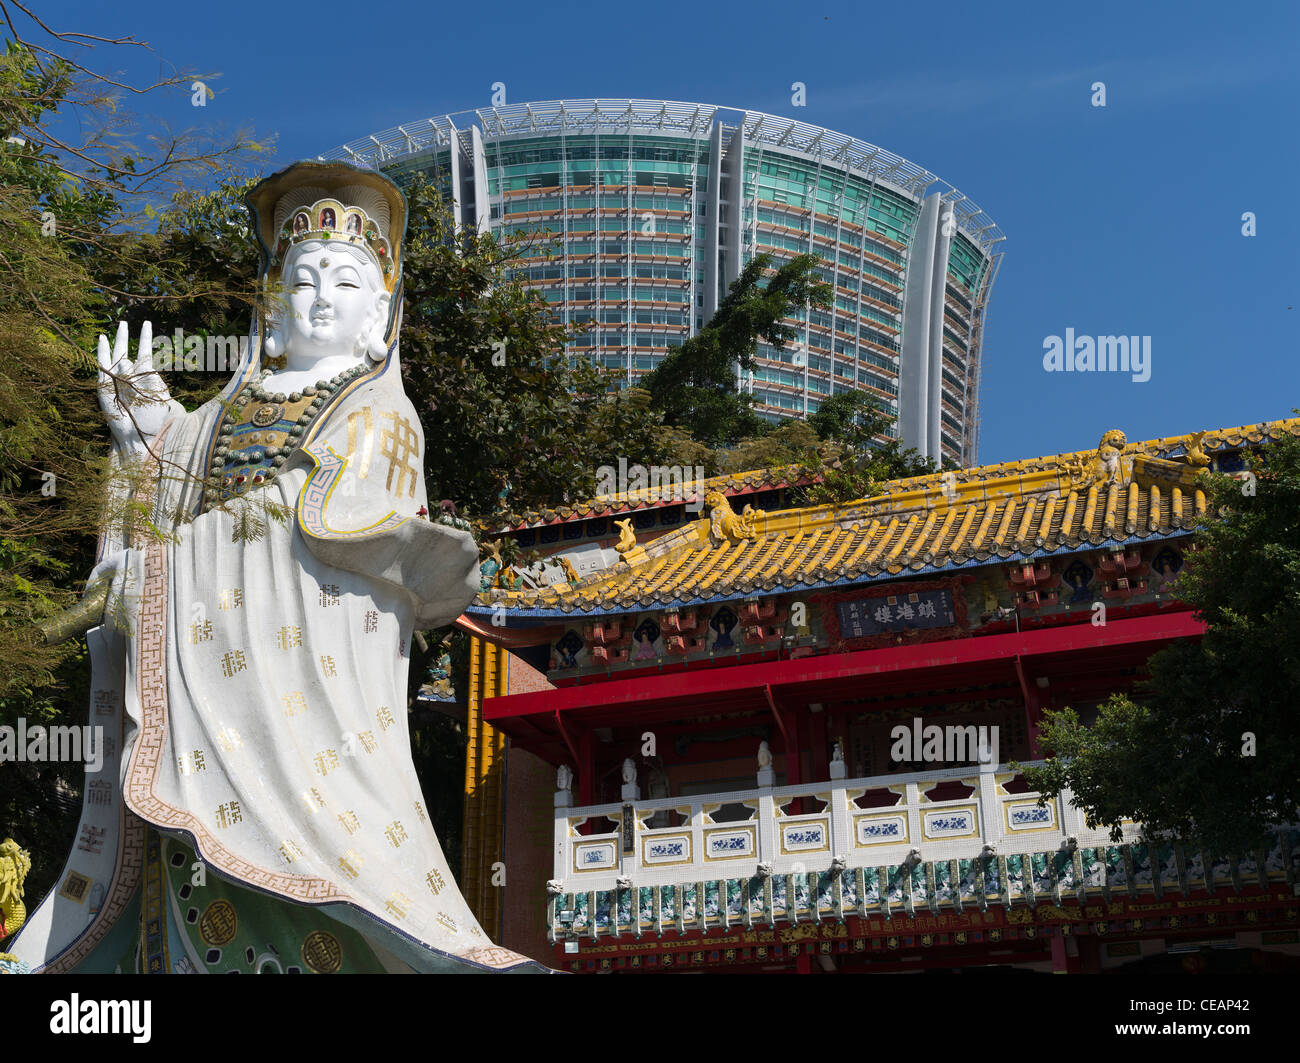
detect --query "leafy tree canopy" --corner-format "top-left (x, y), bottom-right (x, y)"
top-left (641, 253), bottom-right (831, 449)
top-left (1022, 430), bottom-right (1300, 855)
top-left (0, 26), bottom-right (262, 905)
top-left (795, 391), bottom-right (940, 505)
top-left (396, 176), bottom-right (664, 522)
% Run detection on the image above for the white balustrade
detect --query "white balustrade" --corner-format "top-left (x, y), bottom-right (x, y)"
top-left (553, 761), bottom-right (1136, 893)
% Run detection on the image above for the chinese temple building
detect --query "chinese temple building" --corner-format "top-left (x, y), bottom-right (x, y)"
top-left (456, 418), bottom-right (1300, 974)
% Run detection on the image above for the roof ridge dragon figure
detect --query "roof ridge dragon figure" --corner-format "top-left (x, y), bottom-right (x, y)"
top-left (706, 489), bottom-right (763, 544)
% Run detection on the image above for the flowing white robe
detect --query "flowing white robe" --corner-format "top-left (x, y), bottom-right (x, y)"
top-left (17, 352), bottom-right (540, 973)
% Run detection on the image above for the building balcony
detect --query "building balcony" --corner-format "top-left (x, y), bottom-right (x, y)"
top-left (547, 760), bottom-right (1110, 935)
top-left (544, 760), bottom-right (1297, 944)
top-left (944, 304), bottom-right (971, 330)
top-left (859, 292), bottom-right (904, 315)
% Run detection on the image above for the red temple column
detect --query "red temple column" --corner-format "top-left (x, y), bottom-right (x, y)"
top-left (1050, 934), bottom-right (1081, 973)
top-left (577, 729), bottom-right (594, 834)
top-left (810, 707), bottom-right (828, 781)
top-left (1016, 656), bottom-right (1044, 759)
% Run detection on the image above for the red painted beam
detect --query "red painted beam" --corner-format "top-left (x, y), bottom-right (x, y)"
top-left (554, 709), bottom-right (582, 768)
top-left (484, 612), bottom-right (1204, 742)
top-left (764, 685), bottom-right (790, 746)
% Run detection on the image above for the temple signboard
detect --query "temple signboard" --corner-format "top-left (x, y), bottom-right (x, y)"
top-left (835, 588), bottom-right (955, 639)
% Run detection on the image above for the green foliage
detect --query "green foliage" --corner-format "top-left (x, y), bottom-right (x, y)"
top-left (0, 55), bottom-right (111, 698)
top-left (641, 253), bottom-right (831, 448)
top-left (796, 393), bottom-right (939, 505)
top-left (0, 49), bottom-right (111, 901)
top-left (98, 175), bottom-right (263, 413)
top-left (1022, 431), bottom-right (1300, 854)
top-left (398, 176), bottom-right (657, 520)
top-left (806, 389), bottom-right (885, 447)
top-left (718, 419), bottom-right (823, 475)
top-left (0, 34), bottom-right (264, 908)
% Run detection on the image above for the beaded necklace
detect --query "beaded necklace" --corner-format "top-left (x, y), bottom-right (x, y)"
top-left (203, 362), bottom-right (368, 508)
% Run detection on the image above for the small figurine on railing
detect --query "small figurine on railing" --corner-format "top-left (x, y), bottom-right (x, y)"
top-left (555, 764), bottom-right (573, 808)
top-left (757, 741), bottom-right (775, 788)
top-left (620, 757), bottom-right (640, 801)
top-left (830, 740), bottom-right (846, 780)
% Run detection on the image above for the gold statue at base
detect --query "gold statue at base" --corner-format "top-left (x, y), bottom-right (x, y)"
top-left (0, 839), bottom-right (31, 971)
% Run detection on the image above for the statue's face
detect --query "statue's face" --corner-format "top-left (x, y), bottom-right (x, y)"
top-left (278, 240), bottom-right (388, 362)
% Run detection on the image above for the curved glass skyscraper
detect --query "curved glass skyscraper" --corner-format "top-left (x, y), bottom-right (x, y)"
top-left (324, 100), bottom-right (1002, 464)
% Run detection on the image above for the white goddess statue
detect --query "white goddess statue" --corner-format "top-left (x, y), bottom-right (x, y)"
top-left (10, 161), bottom-right (543, 973)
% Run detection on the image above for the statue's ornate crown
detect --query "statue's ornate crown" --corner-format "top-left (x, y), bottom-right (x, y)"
top-left (246, 162), bottom-right (407, 296)
top-left (274, 197), bottom-right (393, 282)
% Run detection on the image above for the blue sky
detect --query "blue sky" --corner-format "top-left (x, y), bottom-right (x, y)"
top-left (34, 0), bottom-right (1300, 465)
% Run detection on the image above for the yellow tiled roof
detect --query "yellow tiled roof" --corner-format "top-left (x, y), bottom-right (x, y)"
top-left (476, 418), bottom-right (1299, 615)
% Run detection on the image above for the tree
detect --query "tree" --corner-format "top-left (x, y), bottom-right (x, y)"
top-left (396, 176), bottom-right (663, 522)
top-left (0, 45), bottom-right (149, 899)
top-left (796, 391), bottom-right (939, 505)
top-left (718, 419), bottom-right (823, 475)
top-left (0, 14), bottom-right (261, 907)
top-left (101, 175), bottom-right (263, 414)
top-left (806, 388), bottom-right (887, 447)
top-left (1022, 431), bottom-right (1300, 855)
top-left (641, 253), bottom-right (831, 448)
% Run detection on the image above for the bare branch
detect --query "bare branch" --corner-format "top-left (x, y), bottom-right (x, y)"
top-left (7, 1), bottom-right (152, 47)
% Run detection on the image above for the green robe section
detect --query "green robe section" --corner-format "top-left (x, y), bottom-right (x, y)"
top-left (71, 830), bottom-right (390, 973)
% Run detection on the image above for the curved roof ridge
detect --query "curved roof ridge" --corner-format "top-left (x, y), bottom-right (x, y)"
top-left (486, 464), bottom-right (821, 532)
top-left (737, 415), bottom-right (1300, 511)
top-left (472, 415), bottom-right (1300, 616)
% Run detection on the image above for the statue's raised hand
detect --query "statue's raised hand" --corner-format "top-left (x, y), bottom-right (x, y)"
top-left (96, 320), bottom-right (178, 454)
